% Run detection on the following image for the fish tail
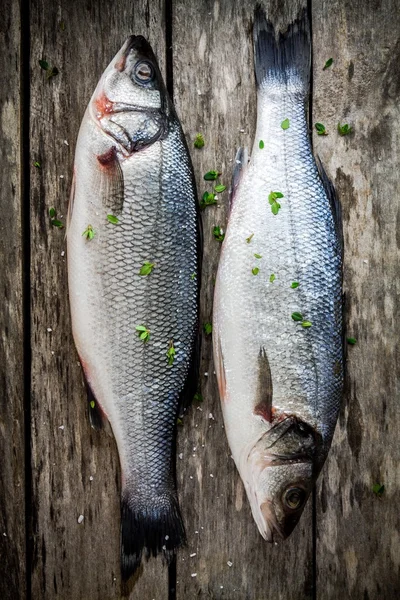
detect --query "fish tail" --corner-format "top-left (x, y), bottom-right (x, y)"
top-left (121, 489), bottom-right (186, 580)
top-left (253, 5), bottom-right (310, 95)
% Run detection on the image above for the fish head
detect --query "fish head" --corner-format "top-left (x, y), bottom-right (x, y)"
top-left (244, 415), bottom-right (322, 542)
top-left (90, 36), bottom-right (170, 153)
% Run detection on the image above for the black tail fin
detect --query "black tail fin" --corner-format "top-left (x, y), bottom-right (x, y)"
top-left (121, 491), bottom-right (186, 580)
top-left (253, 5), bottom-right (310, 94)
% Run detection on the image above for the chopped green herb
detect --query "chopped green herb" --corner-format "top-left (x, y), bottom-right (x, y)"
top-left (338, 122), bottom-right (352, 136)
top-left (33, 161), bottom-right (41, 168)
top-left (139, 261), bottom-right (155, 276)
top-left (315, 123), bottom-right (327, 135)
top-left (291, 281), bottom-right (300, 289)
top-left (193, 392), bottom-right (203, 402)
top-left (166, 340), bottom-right (176, 366)
top-left (82, 224), bottom-right (95, 240)
top-left (347, 337), bottom-right (357, 345)
top-left (301, 320), bottom-right (312, 328)
top-left (39, 59), bottom-right (49, 71)
top-left (323, 58), bottom-right (333, 70)
top-left (268, 191), bottom-right (284, 215)
top-left (213, 226), bottom-right (225, 242)
top-left (254, 253), bottom-right (262, 259)
top-left (203, 322), bottom-right (212, 335)
top-left (107, 214), bottom-right (119, 224)
top-left (259, 140), bottom-right (264, 149)
top-left (372, 483), bottom-right (385, 497)
top-left (177, 417), bottom-right (183, 426)
top-left (252, 267), bottom-right (259, 276)
top-left (204, 170), bottom-right (221, 181)
top-left (200, 191), bottom-right (217, 210)
top-left (51, 219), bottom-right (64, 228)
top-left (194, 133), bottom-right (205, 149)
top-left (291, 312), bottom-right (304, 322)
top-left (190, 272), bottom-right (196, 280)
top-left (246, 233), bottom-right (254, 244)
top-left (39, 59), bottom-right (58, 79)
top-left (90, 400), bottom-right (95, 409)
top-left (49, 207), bottom-right (56, 219)
top-left (281, 118), bottom-right (290, 130)
top-left (214, 184), bottom-right (227, 193)
top-left (269, 273), bottom-right (276, 283)
top-left (135, 325), bottom-right (150, 343)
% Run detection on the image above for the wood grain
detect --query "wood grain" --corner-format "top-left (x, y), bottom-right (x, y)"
top-left (0, 1), bottom-right (26, 599)
top-left (173, 2), bottom-right (314, 599)
top-left (312, 1), bottom-right (400, 597)
top-left (29, 1), bottom-right (168, 598)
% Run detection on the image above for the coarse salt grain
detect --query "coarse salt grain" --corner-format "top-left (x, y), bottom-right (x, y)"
top-left (77, 515), bottom-right (84, 524)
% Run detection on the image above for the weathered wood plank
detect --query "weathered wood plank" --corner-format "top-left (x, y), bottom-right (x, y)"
top-left (29, 1), bottom-right (168, 598)
top-left (0, 2), bottom-right (26, 599)
top-left (312, 0), bottom-right (400, 597)
top-left (173, 2), bottom-right (314, 598)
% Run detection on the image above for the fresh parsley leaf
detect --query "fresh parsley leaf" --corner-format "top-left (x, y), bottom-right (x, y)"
top-left (107, 214), bottom-right (119, 224)
top-left (39, 59), bottom-right (49, 70)
top-left (246, 233), bottom-right (254, 244)
top-left (347, 337), bottom-right (357, 345)
top-left (291, 312), bottom-right (304, 322)
top-left (259, 140), bottom-right (264, 149)
top-left (213, 226), bottom-right (225, 242)
top-left (200, 191), bottom-right (217, 210)
top-left (51, 219), bottom-right (64, 229)
top-left (177, 417), bottom-right (183, 426)
top-left (315, 123), bottom-right (327, 135)
top-left (82, 225), bottom-right (95, 240)
top-left (135, 325), bottom-right (150, 342)
top-left (268, 191), bottom-right (284, 216)
top-left (269, 273), bottom-right (276, 283)
top-left (46, 66), bottom-right (59, 79)
top-left (139, 261), bottom-right (155, 276)
top-left (252, 267), bottom-right (259, 276)
top-left (166, 340), bottom-right (176, 366)
top-left (301, 320), bottom-right (312, 328)
top-left (193, 392), bottom-right (203, 402)
top-left (214, 184), bottom-right (227, 193)
top-left (194, 133), bottom-right (205, 149)
top-left (281, 118), bottom-right (290, 130)
top-left (338, 122), bottom-right (352, 136)
top-left (254, 253), bottom-right (262, 259)
top-left (49, 207), bottom-right (56, 219)
top-left (204, 170), bottom-right (221, 181)
top-left (190, 272), bottom-right (196, 280)
top-left (203, 322), bottom-right (212, 335)
top-left (291, 281), bottom-right (300, 289)
top-left (33, 161), bottom-right (41, 168)
top-left (323, 58), bottom-right (333, 70)
top-left (372, 483), bottom-right (385, 497)
top-left (90, 400), bottom-right (95, 409)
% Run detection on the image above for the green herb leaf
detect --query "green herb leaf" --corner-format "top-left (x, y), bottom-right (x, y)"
top-left (291, 281), bottom-right (300, 289)
top-left (315, 122), bottom-right (327, 135)
top-left (51, 219), bottom-right (64, 229)
top-left (193, 392), bottom-right (203, 402)
top-left (200, 191), bottom-right (217, 210)
top-left (259, 140), bottom-right (264, 149)
top-left (213, 226), bottom-right (225, 242)
top-left (252, 267), bottom-right (259, 276)
top-left (194, 133), bottom-right (205, 149)
top-left (39, 59), bottom-right (49, 70)
top-left (33, 161), bottom-right (41, 168)
top-left (135, 325), bottom-right (150, 342)
top-left (139, 261), bottom-right (155, 276)
top-left (338, 122), bottom-right (352, 136)
top-left (177, 417), bottom-right (183, 426)
top-left (46, 66), bottom-right (59, 79)
top-left (291, 312), bottom-right (304, 322)
top-left (190, 272), bottom-right (196, 280)
top-left (372, 483), bottom-right (385, 497)
top-left (203, 322), bottom-right (212, 335)
top-left (269, 273), bottom-right (276, 283)
top-left (246, 233), bottom-right (254, 244)
top-left (166, 340), bottom-right (176, 366)
top-left (82, 224), bottom-right (94, 240)
top-left (107, 214), bottom-right (119, 224)
top-left (323, 58), bottom-right (333, 70)
top-left (347, 337), bottom-right (357, 345)
top-left (268, 191), bottom-right (284, 215)
top-left (301, 320), bottom-right (312, 328)
top-left (49, 207), bottom-right (56, 218)
top-left (90, 400), bottom-right (95, 409)
top-left (214, 184), bottom-right (227, 193)
top-left (281, 118), bottom-right (290, 130)
top-left (254, 253), bottom-right (262, 259)
top-left (204, 170), bottom-right (221, 181)
top-left (271, 201), bottom-right (281, 215)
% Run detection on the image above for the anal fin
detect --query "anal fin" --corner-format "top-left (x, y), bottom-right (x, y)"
top-left (80, 365), bottom-right (113, 436)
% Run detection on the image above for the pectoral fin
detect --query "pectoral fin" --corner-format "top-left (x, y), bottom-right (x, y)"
top-left (96, 146), bottom-right (124, 215)
top-left (254, 347), bottom-right (273, 422)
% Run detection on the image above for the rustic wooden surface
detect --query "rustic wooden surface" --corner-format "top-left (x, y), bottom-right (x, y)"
top-left (1, 0), bottom-right (399, 599)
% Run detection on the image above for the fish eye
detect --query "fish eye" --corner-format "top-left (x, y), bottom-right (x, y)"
top-left (283, 487), bottom-right (306, 510)
top-left (133, 60), bottom-right (154, 84)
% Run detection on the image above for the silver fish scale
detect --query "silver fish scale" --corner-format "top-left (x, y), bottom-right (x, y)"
top-left (216, 90), bottom-right (343, 456)
top-left (97, 121), bottom-right (199, 497)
